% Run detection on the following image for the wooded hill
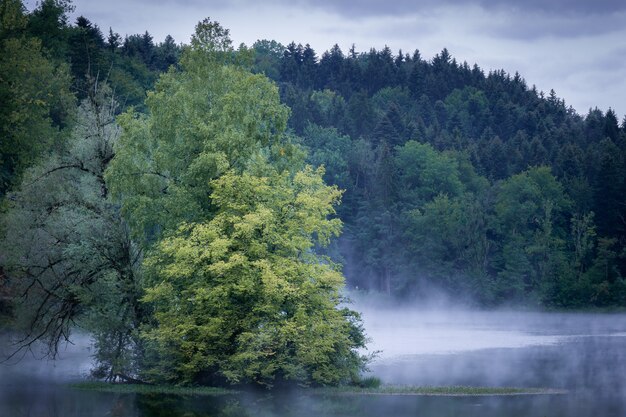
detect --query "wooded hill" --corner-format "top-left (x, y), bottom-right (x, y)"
top-left (2, 0), bottom-right (625, 324)
top-left (252, 41), bottom-right (626, 307)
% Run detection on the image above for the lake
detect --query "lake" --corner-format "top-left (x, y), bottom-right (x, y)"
top-left (1, 308), bottom-right (625, 417)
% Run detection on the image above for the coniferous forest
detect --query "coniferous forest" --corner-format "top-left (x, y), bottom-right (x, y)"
top-left (1, 0), bottom-right (626, 387)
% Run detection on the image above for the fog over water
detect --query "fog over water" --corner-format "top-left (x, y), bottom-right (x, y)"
top-left (2, 304), bottom-right (626, 417)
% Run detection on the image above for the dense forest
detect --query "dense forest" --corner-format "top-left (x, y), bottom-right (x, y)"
top-left (255, 42), bottom-right (626, 307)
top-left (0, 0), bottom-right (625, 387)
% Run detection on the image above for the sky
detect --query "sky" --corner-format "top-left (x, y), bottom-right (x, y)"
top-left (26, 0), bottom-right (626, 118)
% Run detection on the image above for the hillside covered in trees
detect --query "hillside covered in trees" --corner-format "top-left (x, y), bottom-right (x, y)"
top-left (1, 0), bottom-right (625, 387)
top-left (252, 41), bottom-right (626, 307)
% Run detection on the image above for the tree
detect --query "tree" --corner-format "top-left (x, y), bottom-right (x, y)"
top-left (1, 83), bottom-right (142, 380)
top-left (302, 123), bottom-right (351, 192)
top-left (106, 27), bottom-right (120, 51)
top-left (0, 0), bottom-right (74, 194)
top-left (404, 192), bottom-right (494, 300)
top-left (67, 16), bottom-right (105, 90)
top-left (26, 0), bottom-right (73, 60)
top-left (395, 141), bottom-right (464, 206)
top-left (299, 43), bottom-right (317, 89)
top-left (346, 90), bottom-right (375, 139)
top-left (153, 34), bottom-right (180, 72)
top-left (106, 19), bottom-right (368, 386)
top-left (494, 167), bottom-right (571, 302)
top-left (604, 108), bottom-right (620, 141)
top-left (105, 20), bottom-right (293, 245)
top-left (592, 139), bottom-right (625, 239)
top-left (252, 39), bottom-right (284, 80)
top-left (142, 168), bottom-right (367, 386)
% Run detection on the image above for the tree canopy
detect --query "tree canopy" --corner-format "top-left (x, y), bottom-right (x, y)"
top-left (105, 19), bottom-right (368, 386)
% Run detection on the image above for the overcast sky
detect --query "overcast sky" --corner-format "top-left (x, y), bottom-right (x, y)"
top-left (26, 0), bottom-right (626, 118)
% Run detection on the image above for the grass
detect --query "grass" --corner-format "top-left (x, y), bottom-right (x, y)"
top-left (70, 381), bottom-right (236, 396)
top-left (70, 381), bottom-right (566, 397)
top-left (312, 385), bottom-right (568, 396)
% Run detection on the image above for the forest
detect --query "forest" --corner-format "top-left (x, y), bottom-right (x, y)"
top-left (1, 0), bottom-right (625, 387)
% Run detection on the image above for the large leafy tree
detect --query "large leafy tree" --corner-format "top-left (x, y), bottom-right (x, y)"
top-left (106, 19), bottom-right (368, 387)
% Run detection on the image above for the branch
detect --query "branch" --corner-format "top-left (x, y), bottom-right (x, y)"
top-left (23, 163), bottom-right (95, 188)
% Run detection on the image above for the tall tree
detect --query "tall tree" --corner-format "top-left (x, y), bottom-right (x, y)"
top-left (494, 167), bottom-right (570, 302)
top-left (26, 0), bottom-right (72, 59)
top-left (142, 168), bottom-right (367, 386)
top-left (106, 19), bottom-right (368, 386)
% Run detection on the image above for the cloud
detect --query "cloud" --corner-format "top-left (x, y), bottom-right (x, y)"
top-left (481, 10), bottom-right (626, 40)
top-left (300, 0), bottom-right (626, 17)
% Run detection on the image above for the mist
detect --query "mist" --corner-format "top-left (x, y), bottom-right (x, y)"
top-left (4, 301), bottom-right (626, 416)
top-left (351, 297), bottom-right (626, 416)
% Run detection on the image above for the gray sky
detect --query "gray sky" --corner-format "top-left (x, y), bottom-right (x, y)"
top-left (27, 0), bottom-right (626, 118)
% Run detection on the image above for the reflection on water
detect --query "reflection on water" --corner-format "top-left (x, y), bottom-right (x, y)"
top-left (0, 388), bottom-right (621, 417)
top-left (1, 311), bottom-right (626, 417)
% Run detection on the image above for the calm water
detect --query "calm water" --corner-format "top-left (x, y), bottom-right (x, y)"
top-left (1, 309), bottom-right (626, 417)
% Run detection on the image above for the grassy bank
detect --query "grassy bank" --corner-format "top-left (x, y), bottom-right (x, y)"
top-left (313, 385), bottom-right (568, 396)
top-left (70, 382), bottom-right (565, 397)
top-left (70, 382), bottom-right (235, 396)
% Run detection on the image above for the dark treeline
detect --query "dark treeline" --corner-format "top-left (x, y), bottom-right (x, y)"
top-left (252, 41), bottom-right (626, 307)
top-left (0, 0), bottom-right (180, 196)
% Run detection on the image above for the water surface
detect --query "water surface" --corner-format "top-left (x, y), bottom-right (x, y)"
top-left (1, 309), bottom-right (625, 417)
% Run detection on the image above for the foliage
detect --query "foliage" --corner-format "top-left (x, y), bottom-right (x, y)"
top-left (0, 1), bottom-right (74, 194)
top-left (0, 84), bottom-right (142, 379)
top-left (142, 169), bottom-right (367, 386)
top-left (3, 3), bottom-right (626, 384)
top-left (259, 38), bottom-right (625, 306)
top-left (105, 25), bottom-right (294, 246)
top-left (105, 20), bottom-right (367, 386)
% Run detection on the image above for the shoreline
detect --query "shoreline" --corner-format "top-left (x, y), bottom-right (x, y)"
top-left (70, 382), bottom-right (567, 397)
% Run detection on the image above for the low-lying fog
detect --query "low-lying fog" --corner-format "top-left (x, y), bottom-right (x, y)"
top-left (358, 305), bottom-right (626, 392)
top-left (2, 299), bottom-right (626, 417)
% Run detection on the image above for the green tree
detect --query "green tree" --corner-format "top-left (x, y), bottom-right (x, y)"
top-left (67, 16), bottom-right (104, 87)
top-left (302, 123), bottom-right (351, 191)
top-left (106, 19), bottom-right (367, 386)
top-left (404, 192), bottom-right (494, 300)
top-left (579, 237), bottom-right (626, 306)
top-left (26, 0), bottom-right (72, 60)
top-left (142, 168), bottom-right (367, 386)
top-left (494, 167), bottom-right (570, 302)
top-left (105, 19), bottom-right (297, 245)
top-left (395, 140), bottom-right (464, 206)
top-left (592, 139), bottom-right (625, 239)
top-left (153, 34), bottom-right (180, 72)
top-left (0, 0), bottom-right (74, 194)
top-left (252, 39), bottom-right (284, 80)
